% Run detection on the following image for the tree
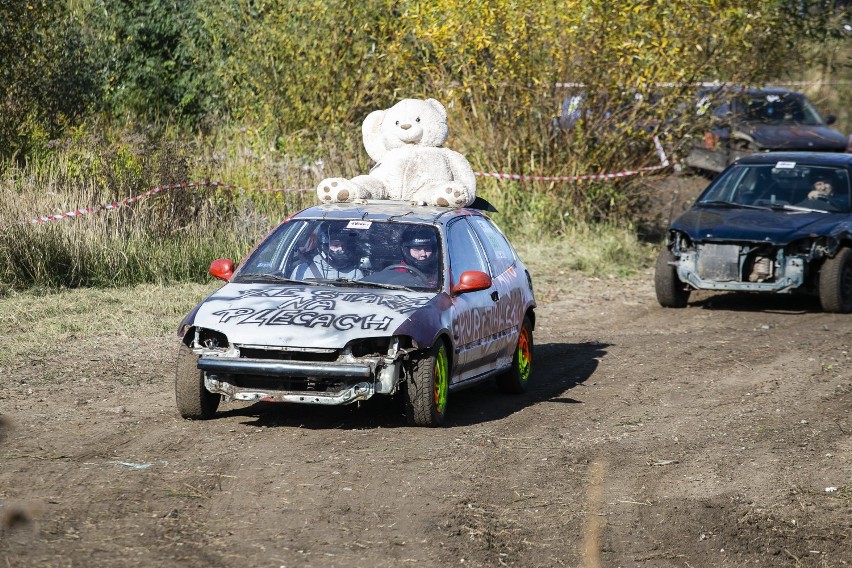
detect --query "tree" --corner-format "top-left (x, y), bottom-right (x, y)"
top-left (0, 1), bottom-right (97, 161)
top-left (85, 0), bottom-right (219, 124)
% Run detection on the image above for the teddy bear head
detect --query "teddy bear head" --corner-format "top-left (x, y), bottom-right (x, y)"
top-left (362, 98), bottom-right (449, 162)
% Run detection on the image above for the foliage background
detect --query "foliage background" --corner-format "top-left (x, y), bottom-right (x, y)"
top-left (0, 0), bottom-right (849, 289)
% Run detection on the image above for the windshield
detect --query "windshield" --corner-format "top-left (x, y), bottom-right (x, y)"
top-left (699, 162), bottom-right (852, 213)
top-left (736, 93), bottom-right (824, 125)
top-left (235, 219), bottom-right (444, 291)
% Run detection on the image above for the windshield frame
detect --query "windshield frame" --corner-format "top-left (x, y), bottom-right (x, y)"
top-left (232, 218), bottom-right (446, 292)
top-left (698, 162), bottom-right (852, 213)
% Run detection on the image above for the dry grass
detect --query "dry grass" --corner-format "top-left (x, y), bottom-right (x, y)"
top-left (515, 226), bottom-right (655, 303)
top-left (0, 135), bottom-right (315, 290)
top-left (0, 281), bottom-right (219, 366)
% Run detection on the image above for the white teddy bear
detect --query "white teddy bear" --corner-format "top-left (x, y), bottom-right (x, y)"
top-left (317, 98), bottom-right (476, 207)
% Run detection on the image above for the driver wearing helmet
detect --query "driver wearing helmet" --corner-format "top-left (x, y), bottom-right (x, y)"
top-left (398, 226), bottom-right (441, 286)
top-left (290, 225), bottom-right (364, 280)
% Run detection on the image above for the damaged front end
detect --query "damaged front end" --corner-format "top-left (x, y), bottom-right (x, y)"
top-left (183, 327), bottom-right (417, 405)
top-left (669, 231), bottom-right (833, 293)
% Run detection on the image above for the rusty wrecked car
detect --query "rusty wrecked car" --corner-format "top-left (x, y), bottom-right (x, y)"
top-left (684, 87), bottom-right (849, 174)
top-left (175, 200), bottom-right (536, 426)
top-left (656, 152), bottom-right (852, 312)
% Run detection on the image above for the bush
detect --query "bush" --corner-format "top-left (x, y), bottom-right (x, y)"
top-left (0, 1), bottom-right (97, 162)
top-left (85, 0), bottom-right (219, 125)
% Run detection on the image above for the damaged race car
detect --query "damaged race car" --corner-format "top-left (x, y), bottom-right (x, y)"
top-left (175, 200), bottom-right (536, 426)
top-left (656, 152), bottom-right (852, 312)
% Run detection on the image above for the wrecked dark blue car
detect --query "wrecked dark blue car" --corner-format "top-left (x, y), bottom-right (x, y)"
top-left (684, 87), bottom-right (849, 173)
top-left (655, 152), bottom-right (852, 312)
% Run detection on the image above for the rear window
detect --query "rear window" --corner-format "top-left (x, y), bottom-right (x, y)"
top-left (735, 93), bottom-right (821, 125)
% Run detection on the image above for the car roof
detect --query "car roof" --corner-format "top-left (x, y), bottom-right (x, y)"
top-left (735, 152), bottom-right (852, 168)
top-left (290, 200), bottom-right (491, 226)
top-left (698, 86), bottom-right (805, 98)
top-left (740, 87), bottom-right (804, 97)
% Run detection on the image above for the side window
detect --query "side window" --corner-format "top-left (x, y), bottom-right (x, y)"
top-left (240, 221), bottom-right (308, 275)
top-left (469, 216), bottom-right (515, 276)
top-left (446, 218), bottom-right (488, 286)
top-left (711, 100), bottom-right (731, 119)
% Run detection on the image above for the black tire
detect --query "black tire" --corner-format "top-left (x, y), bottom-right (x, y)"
top-left (655, 248), bottom-right (690, 308)
top-left (175, 343), bottom-right (220, 420)
top-left (819, 247), bottom-right (852, 313)
top-left (497, 316), bottom-right (533, 394)
top-left (403, 342), bottom-right (449, 427)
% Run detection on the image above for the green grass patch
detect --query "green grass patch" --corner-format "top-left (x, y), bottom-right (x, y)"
top-left (514, 225), bottom-right (656, 303)
top-left (0, 282), bottom-right (220, 366)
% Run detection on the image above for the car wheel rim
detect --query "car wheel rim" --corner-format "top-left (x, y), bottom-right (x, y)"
top-left (433, 346), bottom-right (448, 414)
top-left (517, 327), bottom-right (531, 383)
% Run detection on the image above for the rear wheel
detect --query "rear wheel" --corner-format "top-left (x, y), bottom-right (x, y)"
top-left (819, 247), bottom-right (852, 313)
top-left (497, 317), bottom-right (533, 394)
top-left (175, 343), bottom-right (220, 420)
top-left (404, 342), bottom-right (449, 427)
top-left (655, 248), bottom-right (690, 308)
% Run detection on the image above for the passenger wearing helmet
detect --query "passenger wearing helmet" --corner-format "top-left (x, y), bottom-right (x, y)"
top-left (398, 226), bottom-right (441, 285)
top-left (290, 225), bottom-right (364, 280)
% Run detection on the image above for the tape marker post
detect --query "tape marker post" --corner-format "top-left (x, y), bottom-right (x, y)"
top-left (18, 136), bottom-right (669, 226)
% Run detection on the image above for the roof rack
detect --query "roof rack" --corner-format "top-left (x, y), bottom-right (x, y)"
top-left (319, 197), bottom-right (499, 213)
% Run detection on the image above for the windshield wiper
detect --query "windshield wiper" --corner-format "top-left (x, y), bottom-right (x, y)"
top-left (238, 273), bottom-right (321, 285)
top-left (700, 200), bottom-right (770, 211)
top-left (342, 280), bottom-right (418, 292)
top-left (769, 204), bottom-right (829, 214)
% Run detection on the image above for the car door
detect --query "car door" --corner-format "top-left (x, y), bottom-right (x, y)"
top-left (446, 216), bottom-right (498, 383)
top-left (468, 215), bottom-right (526, 368)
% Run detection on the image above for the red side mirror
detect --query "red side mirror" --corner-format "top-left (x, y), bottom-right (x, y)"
top-left (209, 258), bottom-right (235, 282)
top-left (451, 270), bottom-right (492, 295)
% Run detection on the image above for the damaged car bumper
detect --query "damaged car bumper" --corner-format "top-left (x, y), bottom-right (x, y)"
top-left (676, 244), bottom-right (807, 292)
top-left (194, 342), bottom-right (406, 406)
top-left (204, 374), bottom-right (377, 405)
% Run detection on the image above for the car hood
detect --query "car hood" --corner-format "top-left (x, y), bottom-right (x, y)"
top-left (187, 283), bottom-right (443, 349)
top-left (739, 123), bottom-right (848, 151)
top-left (672, 205), bottom-right (852, 245)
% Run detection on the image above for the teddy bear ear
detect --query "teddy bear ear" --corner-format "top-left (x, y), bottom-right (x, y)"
top-left (426, 99), bottom-right (448, 121)
top-left (362, 109), bottom-right (387, 162)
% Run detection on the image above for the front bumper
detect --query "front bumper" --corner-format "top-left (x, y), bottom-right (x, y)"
top-left (195, 351), bottom-right (403, 406)
top-left (204, 374), bottom-right (376, 405)
top-left (197, 357), bottom-right (373, 378)
top-left (676, 245), bottom-right (807, 293)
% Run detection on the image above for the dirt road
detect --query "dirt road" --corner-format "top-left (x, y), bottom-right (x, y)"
top-left (1, 272), bottom-right (850, 567)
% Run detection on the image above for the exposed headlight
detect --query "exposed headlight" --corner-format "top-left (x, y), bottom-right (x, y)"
top-left (196, 328), bottom-right (229, 350)
top-left (346, 337), bottom-right (394, 358)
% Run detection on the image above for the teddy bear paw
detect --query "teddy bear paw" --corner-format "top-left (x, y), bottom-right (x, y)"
top-left (317, 178), bottom-right (355, 202)
top-left (431, 183), bottom-right (473, 207)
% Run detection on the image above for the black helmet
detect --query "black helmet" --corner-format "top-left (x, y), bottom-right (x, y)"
top-left (320, 226), bottom-right (358, 270)
top-left (400, 226), bottom-right (439, 274)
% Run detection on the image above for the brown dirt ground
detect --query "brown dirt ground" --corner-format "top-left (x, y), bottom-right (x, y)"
top-left (1, 175), bottom-right (850, 567)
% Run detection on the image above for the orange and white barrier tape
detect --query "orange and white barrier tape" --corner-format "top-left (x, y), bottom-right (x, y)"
top-left (17, 137), bottom-right (669, 226)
